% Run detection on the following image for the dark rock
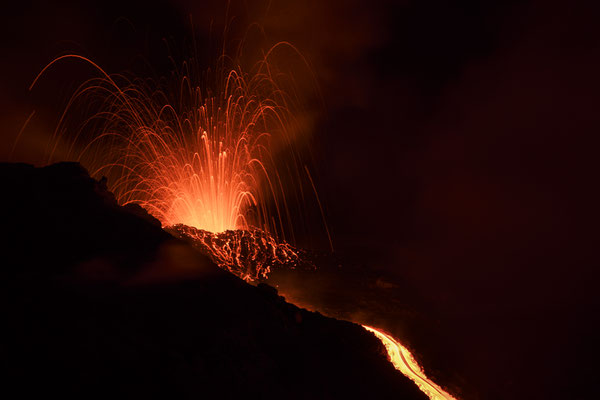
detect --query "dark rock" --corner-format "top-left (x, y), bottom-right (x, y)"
top-left (257, 282), bottom-right (279, 298)
top-left (0, 162), bottom-right (426, 400)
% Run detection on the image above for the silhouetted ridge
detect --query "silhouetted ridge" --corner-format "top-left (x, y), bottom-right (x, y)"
top-left (0, 162), bottom-right (426, 400)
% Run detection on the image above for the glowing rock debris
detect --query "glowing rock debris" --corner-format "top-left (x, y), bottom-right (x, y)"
top-left (168, 224), bottom-right (303, 281)
top-left (363, 326), bottom-right (457, 400)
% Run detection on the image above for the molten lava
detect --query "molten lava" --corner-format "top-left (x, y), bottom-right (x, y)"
top-left (363, 326), bottom-right (457, 400)
top-left (24, 43), bottom-right (461, 400)
top-left (32, 53), bottom-right (312, 239)
top-left (168, 223), bottom-right (306, 281)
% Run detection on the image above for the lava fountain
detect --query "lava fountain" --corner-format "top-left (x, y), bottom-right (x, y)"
top-left (29, 50), bottom-right (458, 400)
top-left (32, 50), bottom-right (316, 240)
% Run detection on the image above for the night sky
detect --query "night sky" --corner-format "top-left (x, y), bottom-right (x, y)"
top-left (1, 1), bottom-right (599, 398)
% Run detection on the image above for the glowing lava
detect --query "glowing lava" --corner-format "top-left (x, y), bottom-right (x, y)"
top-left (31, 52), bottom-right (312, 239)
top-left (27, 45), bottom-right (458, 400)
top-left (168, 223), bottom-right (305, 281)
top-left (363, 326), bottom-right (457, 400)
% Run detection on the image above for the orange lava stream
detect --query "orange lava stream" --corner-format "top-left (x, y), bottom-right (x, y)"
top-left (363, 326), bottom-right (457, 400)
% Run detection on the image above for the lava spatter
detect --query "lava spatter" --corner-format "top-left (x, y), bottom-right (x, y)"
top-left (168, 223), bottom-right (307, 281)
top-left (30, 50), bottom-right (324, 245)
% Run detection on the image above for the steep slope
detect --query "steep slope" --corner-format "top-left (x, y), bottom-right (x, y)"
top-left (0, 162), bottom-right (426, 400)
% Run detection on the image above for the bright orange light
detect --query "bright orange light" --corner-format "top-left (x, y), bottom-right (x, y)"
top-left (32, 52), bottom-right (309, 238)
top-left (91, 65), bottom-right (288, 234)
top-left (168, 223), bottom-right (303, 281)
top-left (363, 325), bottom-right (457, 400)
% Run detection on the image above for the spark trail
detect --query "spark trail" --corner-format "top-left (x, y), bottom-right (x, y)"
top-left (28, 49), bottom-right (329, 280)
top-left (31, 51), bottom-right (312, 238)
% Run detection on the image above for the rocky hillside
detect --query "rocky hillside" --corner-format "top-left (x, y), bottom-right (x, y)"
top-left (0, 162), bottom-right (426, 400)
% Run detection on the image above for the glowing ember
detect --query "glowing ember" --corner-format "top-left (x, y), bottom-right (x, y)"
top-left (32, 53), bottom-right (313, 239)
top-left (168, 223), bottom-right (305, 281)
top-left (363, 326), bottom-right (457, 400)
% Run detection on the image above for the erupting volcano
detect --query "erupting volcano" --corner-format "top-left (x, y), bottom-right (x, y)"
top-left (33, 51), bottom-right (312, 238)
top-left (29, 51), bottom-right (325, 280)
top-left (4, 1), bottom-right (597, 398)
top-left (18, 45), bottom-right (459, 400)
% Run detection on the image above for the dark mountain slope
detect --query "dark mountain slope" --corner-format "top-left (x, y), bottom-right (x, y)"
top-left (0, 162), bottom-right (425, 400)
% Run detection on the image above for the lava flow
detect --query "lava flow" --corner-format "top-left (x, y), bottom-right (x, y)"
top-left (28, 49), bottom-right (332, 282)
top-left (168, 223), bottom-right (306, 281)
top-left (363, 326), bottom-right (457, 400)
top-left (30, 52), bottom-right (458, 400)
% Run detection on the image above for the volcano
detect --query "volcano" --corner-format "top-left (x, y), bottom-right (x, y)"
top-left (0, 162), bottom-right (434, 399)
